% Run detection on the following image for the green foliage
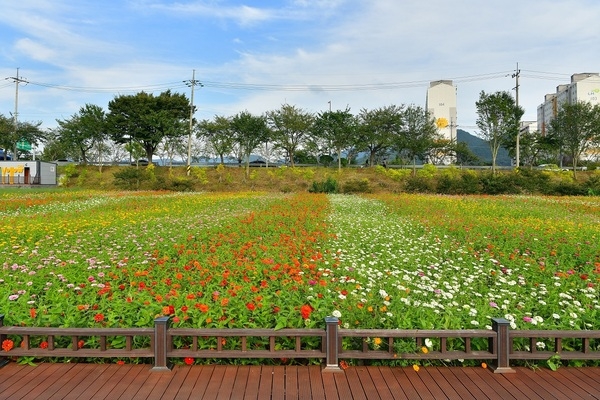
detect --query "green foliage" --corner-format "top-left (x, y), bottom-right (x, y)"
top-left (113, 168), bottom-right (149, 190)
top-left (76, 168), bottom-right (88, 187)
top-left (417, 164), bottom-right (437, 178)
top-left (547, 354), bottom-right (561, 371)
top-left (479, 173), bottom-right (520, 195)
top-left (584, 173), bottom-right (600, 196)
top-left (405, 175), bottom-right (435, 193)
top-left (309, 176), bottom-right (339, 193)
top-left (63, 164), bottom-right (77, 179)
top-left (342, 178), bottom-right (371, 193)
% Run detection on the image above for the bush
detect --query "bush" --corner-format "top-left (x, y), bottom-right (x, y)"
top-left (309, 177), bottom-right (339, 193)
top-left (479, 173), bottom-right (520, 195)
top-left (584, 173), bottom-right (600, 196)
top-left (113, 168), bottom-right (149, 190)
top-left (513, 168), bottom-right (551, 193)
top-left (342, 178), bottom-right (371, 194)
top-left (404, 175), bottom-right (435, 193)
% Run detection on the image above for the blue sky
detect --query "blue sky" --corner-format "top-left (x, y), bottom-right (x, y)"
top-left (2, 0), bottom-right (600, 139)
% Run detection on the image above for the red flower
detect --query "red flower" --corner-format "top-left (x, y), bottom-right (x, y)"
top-left (40, 341), bottom-right (49, 349)
top-left (184, 357), bottom-right (194, 365)
top-left (29, 308), bottom-right (36, 319)
top-left (2, 339), bottom-right (14, 352)
top-left (94, 313), bottom-right (104, 322)
top-left (246, 302), bottom-right (256, 311)
top-left (162, 305), bottom-right (175, 315)
top-left (300, 304), bottom-right (313, 319)
top-left (117, 360), bottom-right (125, 365)
top-left (196, 304), bottom-right (209, 313)
top-left (78, 340), bottom-right (85, 349)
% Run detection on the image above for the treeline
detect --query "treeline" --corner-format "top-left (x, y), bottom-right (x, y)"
top-left (2, 89), bottom-right (599, 182)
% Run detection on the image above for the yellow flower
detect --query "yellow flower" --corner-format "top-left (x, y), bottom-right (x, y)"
top-left (413, 364), bottom-right (420, 372)
top-left (421, 346), bottom-right (429, 354)
top-left (481, 362), bottom-right (487, 369)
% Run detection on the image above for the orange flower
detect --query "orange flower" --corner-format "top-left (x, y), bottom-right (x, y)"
top-left (339, 360), bottom-right (349, 370)
top-left (78, 340), bottom-right (85, 349)
top-left (197, 303), bottom-right (209, 313)
top-left (29, 308), bottom-right (36, 319)
top-left (481, 362), bottom-right (487, 369)
top-left (94, 313), bottom-right (104, 322)
top-left (300, 304), bottom-right (313, 319)
top-left (2, 340), bottom-right (14, 352)
top-left (117, 360), bottom-right (125, 365)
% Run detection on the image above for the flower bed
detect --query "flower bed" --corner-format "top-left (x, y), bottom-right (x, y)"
top-left (0, 191), bottom-right (598, 364)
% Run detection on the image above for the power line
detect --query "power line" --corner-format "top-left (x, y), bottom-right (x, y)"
top-left (15, 70), bottom-right (516, 95)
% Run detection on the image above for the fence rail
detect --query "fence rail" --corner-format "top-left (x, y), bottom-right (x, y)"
top-left (1, 315), bottom-right (599, 374)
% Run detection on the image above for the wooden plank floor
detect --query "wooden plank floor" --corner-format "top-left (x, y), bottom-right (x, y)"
top-left (0, 363), bottom-right (599, 400)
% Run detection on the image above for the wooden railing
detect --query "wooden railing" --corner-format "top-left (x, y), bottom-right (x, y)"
top-left (1, 315), bottom-right (599, 374)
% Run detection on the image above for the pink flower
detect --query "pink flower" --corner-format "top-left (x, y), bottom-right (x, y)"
top-left (523, 316), bottom-right (533, 323)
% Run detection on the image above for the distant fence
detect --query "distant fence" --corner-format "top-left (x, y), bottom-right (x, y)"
top-left (1, 315), bottom-right (599, 373)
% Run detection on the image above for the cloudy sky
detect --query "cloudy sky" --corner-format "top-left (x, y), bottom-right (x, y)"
top-left (1, 0), bottom-right (599, 136)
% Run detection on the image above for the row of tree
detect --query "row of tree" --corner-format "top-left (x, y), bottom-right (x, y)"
top-left (1, 89), bottom-right (599, 178)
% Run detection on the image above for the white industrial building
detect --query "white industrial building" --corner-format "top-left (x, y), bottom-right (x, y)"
top-left (537, 73), bottom-right (600, 135)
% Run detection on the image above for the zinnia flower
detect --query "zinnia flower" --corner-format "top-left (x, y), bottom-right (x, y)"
top-left (300, 304), bottom-right (313, 319)
top-left (2, 340), bottom-right (14, 352)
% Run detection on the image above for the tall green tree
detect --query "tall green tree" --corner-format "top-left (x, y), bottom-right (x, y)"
top-left (197, 116), bottom-right (234, 164)
top-left (54, 104), bottom-right (107, 165)
top-left (356, 105), bottom-right (403, 166)
top-left (231, 111), bottom-right (270, 178)
top-left (266, 104), bottom-right (314, 167)
top-left (312, 108), bottom-right (356, 171)
top-left (106, 90), bottom-right (189, 162)
top-left (0, 113), bottom-right (45, 160)
top-left (475, 91), bottom-right (524, 173)
top-left (548, 101), bottom-right (600, 179)
top-left (398, 105), bottom-right (440, 174)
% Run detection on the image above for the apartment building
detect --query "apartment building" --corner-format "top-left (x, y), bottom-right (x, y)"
top-left (537, 73), bottom-right (600, 135)
top-left (426, 80), bottom-right (457, 142)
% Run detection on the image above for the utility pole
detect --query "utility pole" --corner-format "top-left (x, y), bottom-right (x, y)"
top-left (512, 63), bottom-right (520, 168)
top-left (449, 118), bottom-right (457, 163)
top-left (184, 70), bottom-right (202, 176)
top-left (5, 68), bottom-right (28, 158)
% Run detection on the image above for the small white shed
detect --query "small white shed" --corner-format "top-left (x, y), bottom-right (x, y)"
top-left (0, 161), bottom-right (57, 186)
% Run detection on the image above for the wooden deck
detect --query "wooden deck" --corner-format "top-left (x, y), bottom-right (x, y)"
top-left (0, 363), bottom-right (599, 400)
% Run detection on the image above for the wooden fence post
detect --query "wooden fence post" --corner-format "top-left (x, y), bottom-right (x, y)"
top-left (0, 315), bottom-right (7, 367)
top-left (151, 316), bottom-right (172, 371)
top-left (490, 318), bottom-right (515, 373)
top-left (323, 316), bottom-right (343, 372)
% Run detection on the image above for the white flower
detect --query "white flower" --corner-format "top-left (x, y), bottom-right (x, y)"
top-left (424, 339), bottom-right (433, 348)
top-left (552, 313), bottom-right (560, 319)
top-left (470, 320), bottom-right (479, 326)
top-left (332, 310), bottom-right (342, 318)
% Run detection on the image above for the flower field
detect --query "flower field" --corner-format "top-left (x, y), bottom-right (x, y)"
top-left (0, 190), bottom-right (599, 357)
